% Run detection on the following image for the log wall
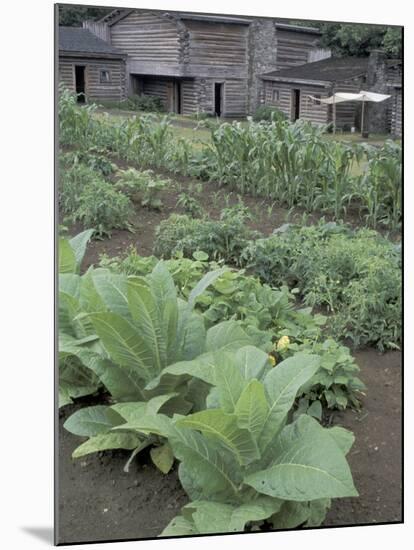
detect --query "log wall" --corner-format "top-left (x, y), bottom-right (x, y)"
top-left (332, 78), bottom-right (363, 129)
top-left (193, 78), bottom-right (247, 117)
top-left (185, 20), bottom-right (248, 70)
top-left (58, 57), bottom-right (127, 101)
top-left (263, 81), bottom-right (329, 124)
top-left (110, 12), bottom-right (181, 64)
top-left (275, 29), bottom-right (321, 70)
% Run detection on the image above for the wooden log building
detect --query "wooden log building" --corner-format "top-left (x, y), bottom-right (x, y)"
top-left (58, 26), bottom-right (127, 102)
top-left (57, 9), bottom-right (402, 135)
top-left (59, 9), bottom-right (327, 116)
top-left (261, 55), bottom-right (402, 136)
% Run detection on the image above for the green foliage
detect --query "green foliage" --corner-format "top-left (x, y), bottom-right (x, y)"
top-left (98, 249), bottom-right (365, 412)
top-left (154, 205), bottom-right (257, 264)
top-left (61, 149), bottom-right (117, 177)
top-left (58, 230), bottom-right (98, 406)
top-left (176, 192), bottom-right (204, 218)
top-left (201, 120), bottom-right (401, 228)
top-left (153, 350), bottom-right (357, 535)
top-left (58, 86), bottom-right (100, 147)
top-left (58, 5), bottom-right (111, 27)
top-left (382, 27), bottom-right (403, 58)
top-left (74, 181), bottom-right (132, 239)
top-left (242, 222), bottom-right (401, 350)
top-left (58, 90), bottom-right (401, 230)
top-left (125, 94), bottom-right (165, 113)
top-left (59, 156), bottom-right (134, 238)
top-left (359, 140), bottom-right (402, 230)
top-left (278, 338), bottom-right (366, 414)
top-left (317, 23), bottom-right (402, 58)
top-left (203, 118), bottom-right (351, 208)
top-left (115, 168), bottom-right (170, 210)
top-left (252, 105), bottom-right (287, 122)
top-left (59, 250), bottom-right (260, 417)
top-left (61, 235), bottom-right (358, 530)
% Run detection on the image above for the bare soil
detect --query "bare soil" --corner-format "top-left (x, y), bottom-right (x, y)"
top-left (57, 349), bottom-right (402, 544)
top-left (324, 349), bottom-right (402, 526)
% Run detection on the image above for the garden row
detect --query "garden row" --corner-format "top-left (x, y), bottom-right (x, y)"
top-left (59, 231), bottom-right (362, 535)
top-left (59, 147), bottom-right (401, 352)
top-left (59, 87), bottom-right (401, 231)
top-left (58, 91), bottom-right (402, 536)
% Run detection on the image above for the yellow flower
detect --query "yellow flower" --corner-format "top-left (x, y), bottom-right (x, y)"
top-left (268, 355), bottom-right (277, 367)
top-left (276, 335), bottom-right (290, 351)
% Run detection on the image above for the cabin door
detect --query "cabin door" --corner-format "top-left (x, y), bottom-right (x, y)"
top-left (166, 80), bottom-right (182, 114)
top-left (291, 89), bottom-right (300, 121)
top-left (214, 83), bottom-right (224, 117)
top-left (75, 65), bottom-right (86, 103)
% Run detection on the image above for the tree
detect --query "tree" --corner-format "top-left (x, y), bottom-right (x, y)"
top-left (58, 5), bottom-right (111, 27)
top-left (289, 20), bottom-right (402, 58)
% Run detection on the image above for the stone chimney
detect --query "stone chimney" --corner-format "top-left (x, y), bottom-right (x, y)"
top-left (246, 19), bottom-right (278, 115)
top-left (365, 49), bottom-right (389, 134)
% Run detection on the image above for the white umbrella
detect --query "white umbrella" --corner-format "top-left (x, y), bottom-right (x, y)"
top-left (308, 90), bottom-right (391, 135)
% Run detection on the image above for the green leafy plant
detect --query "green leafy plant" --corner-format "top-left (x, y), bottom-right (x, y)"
top-left (59, 229), bottom-right (101, 406)
top-left (242, 222), bottom-right (401, 350)
top-left (252, 105), bottom-right (287, 122)
top-left (72, 177), bottom-right (133, 238)
top-left (176, 192), bottom-right (204, 218)
top-left (59, 158), bottom-right (94, 215)
top-left (277, 338), bottom-right (366, 416)
top-left (358, 140), bottom-right (402, 230)
top-left (115, 168), bottom-right (169, 210)
top-left (125, 94), bottom-right (165, 113)
top-left (58, 89), bottom-right (401, 230)
top-left (61, 148), bottom-right (117, 177)
top-left (127, 348), bottom-right (358, 534)
top-left (96, 249), bottom-right (367, 413)
top-left (61, 254), bottom-right (272, 467)
top-left (154, 206), bottom-right (257, 265)
top-left (59, 157), bottom-right (134, 238)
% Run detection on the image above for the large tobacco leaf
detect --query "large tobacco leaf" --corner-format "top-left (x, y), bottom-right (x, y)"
top-left (160, 350), bottom-right (357, 535)
top-left (244, 414), bottom-right (357, 501)
top-left (161, 497), bottom-right (282, 536)
top-left (59, 229), bottom-right (94, 274)
top-left (59, 254), bottom-right (230, 407)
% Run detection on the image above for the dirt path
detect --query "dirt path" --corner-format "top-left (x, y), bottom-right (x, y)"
top-left (57, 349), bottom-right (402, 544)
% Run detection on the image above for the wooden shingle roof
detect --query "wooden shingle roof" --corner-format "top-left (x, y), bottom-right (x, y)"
top-left (262, 57), bottom-right (370, 84)
top-left (58, 27), bottom-right (125, 57)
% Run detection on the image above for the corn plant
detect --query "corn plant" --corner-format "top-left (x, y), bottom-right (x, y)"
top-left (359, 141), bottom-right (402, 230)
top-left (58, 86), bottom-right (100, 149)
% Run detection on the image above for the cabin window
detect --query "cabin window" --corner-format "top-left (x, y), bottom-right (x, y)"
top-left (100, 70), bottom-right (111, 84)
top-left (272, 89), bottom-right (280, 103)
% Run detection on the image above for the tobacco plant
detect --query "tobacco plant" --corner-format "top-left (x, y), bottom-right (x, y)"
top-left (98, 347), bottom-right (358, 534)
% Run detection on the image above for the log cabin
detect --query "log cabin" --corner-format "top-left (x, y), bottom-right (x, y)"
top-left (261, 53), bottom-right (402, 136)
top-left (58, 26), bottom-right (127, 102)
top-left (75, 9), bottom-right (328, 117)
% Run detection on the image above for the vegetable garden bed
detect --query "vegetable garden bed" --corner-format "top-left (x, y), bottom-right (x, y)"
top-left (58, 348), bottom-right (401, 544)
top-left (57, 91), bottom-right (402, 543)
